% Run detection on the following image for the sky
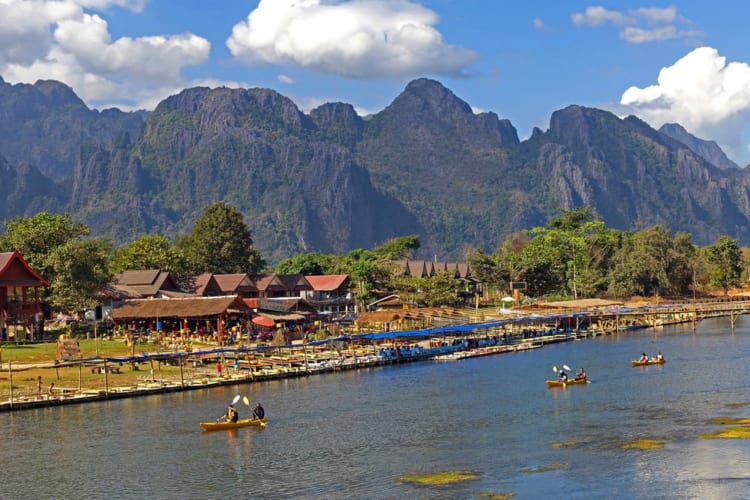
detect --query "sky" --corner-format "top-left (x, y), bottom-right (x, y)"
top-left (2, 0), bottom-right (750, 164)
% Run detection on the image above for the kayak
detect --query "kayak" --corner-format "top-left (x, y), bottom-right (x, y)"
top-left (200, 418), bottom-right (268, 431)
top-left (631, 358), bottom-right (666, 366)
top-left (546, 378), bottom-right (588, 388)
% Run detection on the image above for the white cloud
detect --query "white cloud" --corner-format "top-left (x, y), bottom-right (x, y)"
top-left (0, 0), bottom-right (211, 110)
top-left (571, 5), bottom-right (702, 44)
top-left (226, 0), bottom-right (477, 78)
top-left (278, 74), bottom-right (294, 84)
top-left (533, 18), bottom-right (544, 30)
top-left (621, 47), bottom-right (750, 162)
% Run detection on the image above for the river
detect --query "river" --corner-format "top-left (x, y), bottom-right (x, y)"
top-left (3, 316), bottom-right (750, 499)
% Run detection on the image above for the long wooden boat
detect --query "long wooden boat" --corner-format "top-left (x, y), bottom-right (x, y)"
top-left (200, 418), bottom-right (268, 431)
top-left (631, 358), bottom-right (666, 366)
top-left (546, 378), bottom-right (588, 388)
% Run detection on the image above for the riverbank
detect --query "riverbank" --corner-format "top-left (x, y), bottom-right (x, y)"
top-left (4, 296), bottom-right (750, 412)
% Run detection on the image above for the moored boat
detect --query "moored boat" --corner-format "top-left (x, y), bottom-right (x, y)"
top-left (546, 378), bottom-right (588, 388)
top-left (200, 418), bottom-right (268, 431)
top-left (631, 358), bottom-right (666, 366)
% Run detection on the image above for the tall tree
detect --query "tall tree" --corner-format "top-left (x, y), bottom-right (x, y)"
top-left (47, 239), bottom-right (112, 315)
top-left (705, 235), bottom-right (743, 296)
top-left (0, 212), bottom-right (89, 279)
top-left (110, 235), bottom-right (186, 274)
top-left (176, 202), bottom-right (265, 274)
top-left (275, 252), bottom-right (336, 275)
top-left (373, 235), bottom-right (420, 260)
top-left (608, 226), bottom-right (686, 297)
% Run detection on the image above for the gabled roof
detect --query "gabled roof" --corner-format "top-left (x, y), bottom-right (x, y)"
top-left (250, 273), bottom-right (286, 292)
top-left (111, 295), bottom-right (251, 319)
top-left (112, 269), bottom-right (182, 298)
top-left (276, 274), bottom-right (312, 291)
top-left (391, 260), bottom-right (471, 279)
top-left (214, 273), bottom-right (257, 294)
top-left (305, 274), bottom-right (349, 291)
top-left (0, 250), bottom-right (48, 286)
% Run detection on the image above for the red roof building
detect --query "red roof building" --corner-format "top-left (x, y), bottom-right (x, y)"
top-left (0, 250), bottom-right (48, 341)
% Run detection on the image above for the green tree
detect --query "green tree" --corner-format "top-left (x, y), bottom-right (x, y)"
top-left (47, 239), bottom-right (112, 315)
top-left (0, 212), bottom-right (89, 279)
top-left (176, 202), bottom-right (265, 274)
top-left (373, 235), bottom-right (420, 260)
top-left (275, 252), bottom-right (337, 275)
top-left (607, 226), bottom-right (690, 297)
top-left (110, 235), bottom-right (187, 274)
top-left (705, 235), bottom-right (743, 296)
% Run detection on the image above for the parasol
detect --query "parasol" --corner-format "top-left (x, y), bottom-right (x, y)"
top-left (252, 316), bottom-right (275, 327)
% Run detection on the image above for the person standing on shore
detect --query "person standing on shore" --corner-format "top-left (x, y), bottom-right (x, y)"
top-left (37, 376), bottom-right (43, 399)
top-left (47, 382), bottom-right (55, 399)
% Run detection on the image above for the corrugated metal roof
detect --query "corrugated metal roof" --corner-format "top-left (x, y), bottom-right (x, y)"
top-left (305, 274), bottom-right (349, 291)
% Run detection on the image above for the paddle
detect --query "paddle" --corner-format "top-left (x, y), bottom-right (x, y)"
top-left (243, 395), bottom-right (266, 428)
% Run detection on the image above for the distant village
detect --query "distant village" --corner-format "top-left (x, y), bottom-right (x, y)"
top-left (0, 250), bottom-right (477, 345)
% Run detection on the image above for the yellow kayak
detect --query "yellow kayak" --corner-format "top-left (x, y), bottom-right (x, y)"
top-left (631, 358), bottom-right (665, 366)
top-left (546, 378), bottom-right (588, 388)
top-left (200, 418), bottom-right (268, 431)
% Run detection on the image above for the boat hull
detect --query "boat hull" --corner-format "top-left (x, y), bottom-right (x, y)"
top-left (631, 359), bottom-right (666, 366)
top-left (546, 378), bottom-right (588, 388)
top-left (200, 418), bottom-right (268, 431)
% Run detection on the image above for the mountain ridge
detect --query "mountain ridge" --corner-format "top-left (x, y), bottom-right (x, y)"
top-left (1, 76), bottom-right (749, 263)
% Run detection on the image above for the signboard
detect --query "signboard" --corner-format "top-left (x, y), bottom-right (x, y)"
top-left (510, 281), bottom-right (527, 291)
top-left (56, 337), bottom-right (81, 361)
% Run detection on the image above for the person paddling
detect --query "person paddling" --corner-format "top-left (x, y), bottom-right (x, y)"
top-left (576, 368), bottom-right (586, 380)
top-left (253, 402), bottom-right (265, 420)
top-left (219, 404), bottom-right (238, 423)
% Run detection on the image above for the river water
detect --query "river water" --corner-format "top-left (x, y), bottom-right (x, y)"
top-left (3, 316), bottom-right (750, 499)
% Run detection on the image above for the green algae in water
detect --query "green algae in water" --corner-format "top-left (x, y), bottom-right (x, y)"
top-left (475, 493), bottom-right (515, 499)
top-left (701, 426), bottom-right (750, 439)
top-left (551, 441), bottom-right (578, 449)
top-left (725, 402), bottom-right (750, 409)
top-left (622, 438), bottom-right (667, 450)
top-left (706, 417), bottom-right (750, 425)
top-left (398, 470), bottom-right (480, 485)
top-left (520, 462), bottom-right (570, 474)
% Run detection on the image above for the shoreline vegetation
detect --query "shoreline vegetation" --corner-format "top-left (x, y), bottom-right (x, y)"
top-left (3, 296), bottom-right (750, 412)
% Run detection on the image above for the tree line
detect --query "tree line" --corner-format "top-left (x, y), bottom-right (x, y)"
top-left (0, 204), bottom-right (746, 318)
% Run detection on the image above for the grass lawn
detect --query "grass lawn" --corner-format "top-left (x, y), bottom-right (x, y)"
top-left (0, 338), bottom-right (222, 399)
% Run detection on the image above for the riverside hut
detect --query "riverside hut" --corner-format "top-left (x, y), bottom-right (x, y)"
top-left (0, 250), bottom-right (48, 341)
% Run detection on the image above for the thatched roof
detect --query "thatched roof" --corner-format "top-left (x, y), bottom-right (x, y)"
top-left (357, 311), bottom-right (403, 323)
top-left (111, 295), bottom-right (250, 319)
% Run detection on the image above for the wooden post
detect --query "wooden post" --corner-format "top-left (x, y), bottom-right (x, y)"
top-left (179, 356), bottom-right (184, 388)
top-left (104, 359), bottom-right (109, 395)
top-left (8, 361), bottom-right (13, 409)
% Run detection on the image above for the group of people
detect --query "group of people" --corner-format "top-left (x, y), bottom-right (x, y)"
top-left (219, 401), bottom-right (265, 423)
top-left (638, 351), bottom-right (664, 362)
top-left (557, 367), bottom-right (586, 382)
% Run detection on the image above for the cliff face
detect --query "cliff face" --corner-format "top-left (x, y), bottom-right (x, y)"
top-left (1, 76), bottom-right (750, 262)
top-left (0, 78), bottom-right (146, 182)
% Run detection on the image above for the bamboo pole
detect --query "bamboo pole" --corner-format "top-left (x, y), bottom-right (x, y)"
top-left (8, 361), bottom-right (13, 409)
top-left (104, 359), bottom-right (109, 395)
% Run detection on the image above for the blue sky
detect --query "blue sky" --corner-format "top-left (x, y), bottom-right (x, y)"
top-left (2, 1), bottom-right (750, 164)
